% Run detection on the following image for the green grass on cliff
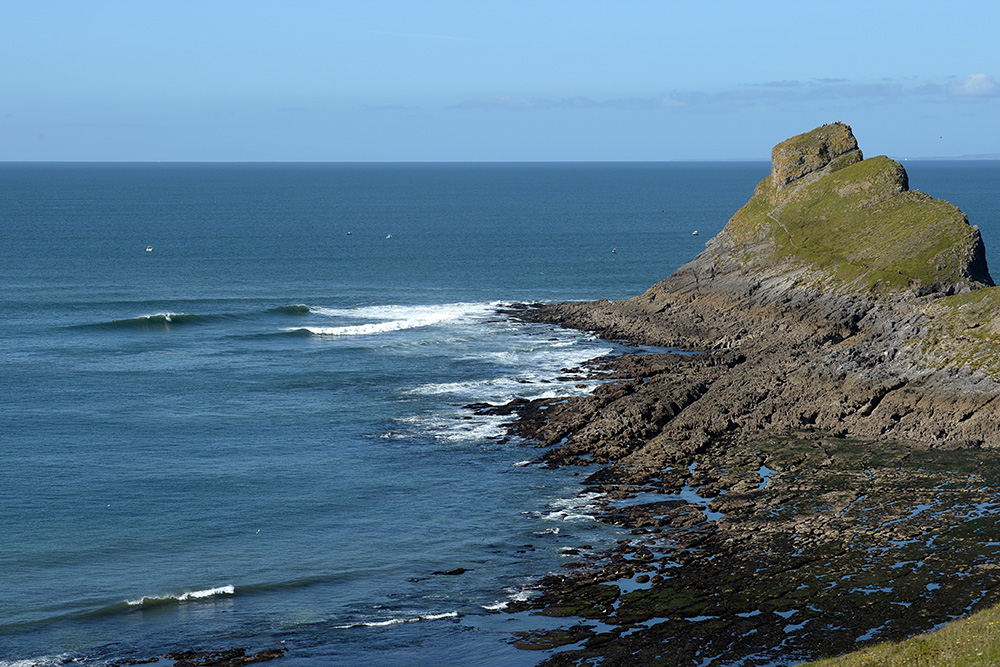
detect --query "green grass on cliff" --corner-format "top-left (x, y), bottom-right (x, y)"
top-left (725, 156), bottom-right (982, 294)
top-left (911, 286), bottom-right (1000, 379)
top-left (802, 602), bottom-right (1000, 666)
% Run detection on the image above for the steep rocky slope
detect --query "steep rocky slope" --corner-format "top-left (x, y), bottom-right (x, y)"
top-left (499, 124), bottom-right (1000, 666)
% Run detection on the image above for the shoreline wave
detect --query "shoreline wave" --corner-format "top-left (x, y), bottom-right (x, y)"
top-left (293, 301), bottom-right (501, 338)
top-left (332, 611), bottom-right (459, 629)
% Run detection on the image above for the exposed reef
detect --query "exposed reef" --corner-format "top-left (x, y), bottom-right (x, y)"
top-left (497, 123), bottom-right (1000, 665)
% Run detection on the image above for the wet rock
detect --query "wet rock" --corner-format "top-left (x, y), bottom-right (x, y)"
top-left (164, 648), bottom-right (285, 666)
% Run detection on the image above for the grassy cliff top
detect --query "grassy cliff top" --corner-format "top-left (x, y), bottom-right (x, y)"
top-left (719, 123), bottom-right (992, 296)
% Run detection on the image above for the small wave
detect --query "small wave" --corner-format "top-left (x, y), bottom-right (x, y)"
top-left (87, 312), bottom-right (208, 329)
top-left (486, 344), bottom-right (615, 372)
top-left (332, 611), bottom-right (458, 629)
top-left (296, 318), bottom-right (446, 337)
top-left (295, 302), bottom-right (501, 337)
top-left (269, 304), bottom-right (311, 315)
top-left (125, 584), bottom-right (235, 607)
top-left (0, 656), bottom-right (77, 667)
top-left (510, 589), bottom-right (538, 602)
top-left (312, 302), bottom-right (500, 321)
top-left (390, 412), bottom-right (510, 445)
top-left (528, 492), bottom-right (605, 523)
top-left (482, 586), bottom-right (542, 611)
top-left (0, 656), bottom-right (76, 667)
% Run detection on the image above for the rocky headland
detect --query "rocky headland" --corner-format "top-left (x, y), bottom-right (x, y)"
top-left (495, 123), bottom-right (1000, 665)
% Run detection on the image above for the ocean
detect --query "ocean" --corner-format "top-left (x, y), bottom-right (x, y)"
top-left (1, 161), bottom-right (997, 666)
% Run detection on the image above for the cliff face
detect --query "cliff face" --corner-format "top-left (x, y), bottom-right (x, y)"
top-left (770, 121), bottom-right (862, 191)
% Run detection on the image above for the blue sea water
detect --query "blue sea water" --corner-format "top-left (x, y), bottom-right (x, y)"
top-left (0, 161), bottom-right (997, 666)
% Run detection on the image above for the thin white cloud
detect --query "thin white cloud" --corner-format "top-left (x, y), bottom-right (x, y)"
top-left (919, 73), bottom-right (1000, 100)
top-left (450, 74), bottom-right (999, 113)
top-left (950, 73), bottom-right (999, 97)
top-left (451, 96), bottom-right (690, 111)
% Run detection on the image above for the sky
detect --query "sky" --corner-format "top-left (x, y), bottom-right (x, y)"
top-left (2, 0), bottom-right (999, 161)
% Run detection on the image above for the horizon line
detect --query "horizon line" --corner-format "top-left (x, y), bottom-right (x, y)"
top-left (2, 155), bottom-right (999, 164)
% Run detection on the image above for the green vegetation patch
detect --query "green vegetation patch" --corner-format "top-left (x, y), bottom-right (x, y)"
top-left (722, 155), bottom-right (985, 295)
top-left (804, 603), bottom-right (1000, 666)
top-left (911, 286), bottom-right (1000, 379)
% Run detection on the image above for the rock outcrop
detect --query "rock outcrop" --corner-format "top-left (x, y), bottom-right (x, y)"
top-left (770, 122), bottom-right (862, 190)
top-left (499, 124), bottom-right (1000, 666)
top-left (516, 122), bottom-right (999, 450)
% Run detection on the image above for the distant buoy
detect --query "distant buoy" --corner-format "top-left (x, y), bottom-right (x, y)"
top-left (347, 231), bottom-right (352, 235)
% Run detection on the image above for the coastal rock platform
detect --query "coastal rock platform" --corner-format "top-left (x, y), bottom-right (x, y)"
top-left (496, 123), bottom-right (1000, 665)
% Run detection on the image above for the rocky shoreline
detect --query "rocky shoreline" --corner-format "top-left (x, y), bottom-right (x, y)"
top-left (490, 124), bottom-right (1000, 666)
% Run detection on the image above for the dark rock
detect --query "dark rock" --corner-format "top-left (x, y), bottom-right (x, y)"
top-left (162, 648), bottom-right (285, 667)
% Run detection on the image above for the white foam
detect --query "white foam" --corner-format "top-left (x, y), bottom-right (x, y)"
top-left (550, 491), bottom-right (605, 508)
top-left (421, 611), bottom-right (459, 621)
top-left (485, 344), bottom-right (614, 371)
top-left (394, 412), bottom-right (509, 444)
top-left (126, 584), bottom-right (234, 606)
top-left (532, 491), bottom-right (605, 522)
top-left (409, 375), bottom-right (600, 403)
top-left (333, 611), bottom-right (458, 629)
top-left (408, 377), bottom-right (525, 400)
top-left (181, 585), bottom-right (235, 599)
top-left (0, 657), bottom-right (74, 667)
top-left (296, 302), bottom-right (501, 337)
top-left (313, 302), bottom-right (497, 322)
top-left (510, 589), bottom-right (538, 602)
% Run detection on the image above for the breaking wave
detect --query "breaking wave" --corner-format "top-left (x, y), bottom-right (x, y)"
top-left (332, 611), bottom-right (458, 629)
top-left (269, 303), bottom-right (311, 315)
top-left (292, 302), bottom-right (498, 337)
top-left (124, 584), bottom-right (235, 608)
top-left (84, 312), bottom-right (214, 329)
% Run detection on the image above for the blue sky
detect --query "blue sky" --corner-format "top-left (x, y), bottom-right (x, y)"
top-left (3, 1), bottom-right (998, 161)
